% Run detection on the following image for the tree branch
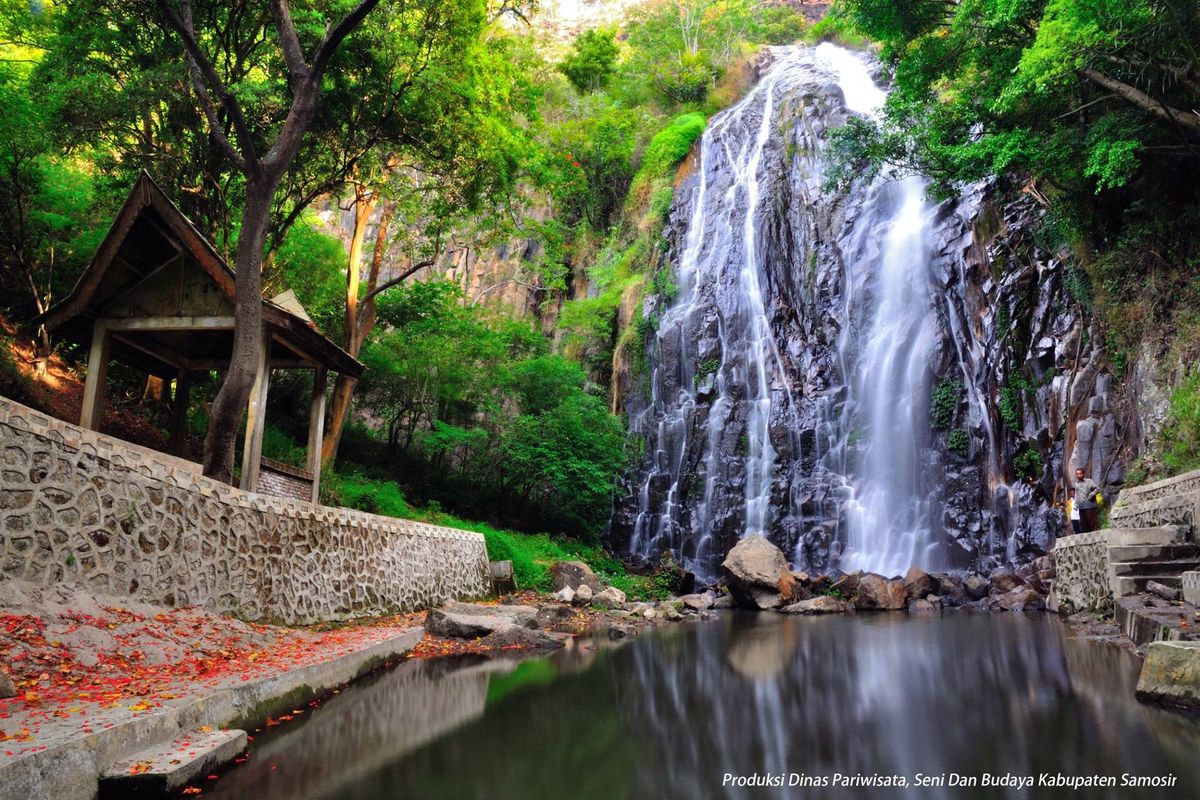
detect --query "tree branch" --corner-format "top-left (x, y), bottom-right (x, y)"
top-left (1079, 67), bottom-right (1200, 135)
top-left (360, 257), bottom-right (437, 304)
top-left (157, 0), bottom-right (259, 171)
top-left (312, 0), bottom-right (384, 80)
top-left (269, 0), bottom-right (310, 90)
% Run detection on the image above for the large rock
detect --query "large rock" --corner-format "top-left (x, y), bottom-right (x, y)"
top-left (964, 573), bottom-right (990, 600)
top-left (551, 561), bottom-right (604, 593)
top-left (854, 574), bottom-right (907, 611)
top-left (993, 588), bottom-right (1040, 611)
top-left (988, 569), bottom-right (1026, 595)
top-left (1136, 641), bottom-right (1200, 709)
top-left (592, 587), bottom-right (627, 609)
top-left (780, 595), bottom-right (853, 614)
top-left (721, 535), bottom-right (795, 610)
top-left (426, 602), bottom-right (539, 638)
top-left (830, 571), bottom-right (863, 597)
top-left (426, 609), bottom-right (515, 639)
top-left (681, 591), bottom-right (716, 611)
top-left (572, 584), bottom-right (594, 606)
top-left (902, 567), bottom-right (936, 600)
top-left (932, 573), bottom-right (967, 605)
top-left (443, 600), bottom-right (538, 627)
top-left (553, 586), bottom-right (575, 604)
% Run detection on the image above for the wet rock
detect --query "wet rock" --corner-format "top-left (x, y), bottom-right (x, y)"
top-left (681, 591), bottom-right (716, 611)
top-left (932, 573), bottom-right (966, 605)
top-left (572, 584), bottom-right (594, 606)
top-left (663, 605), bottom-right (684, 621)
top-left (988, 569), bottom-right (1027, 595)
top-left (780, 595), bottom-right (852, 614)
top-left (553, 586), bottom-right (575, 604)
top-left (994, 588), bottom-right (1041, 611)
top-left (534, 604), bottom-right (576, 629)
top-left (551, 561), bottom-right (604, 593)
top-left (926, 594), bottom-right (943, 608)
top-left (903, 567), bottom-right (936, 600)
top-left (592, 587), bottom-right (627, 609)
top-left (964, 574), bottom-right (990, 600)
top-left (855, 574), bottom-right (907, 611)
top-left (1136, 642), bottom-right (1200, 708)
top-left (478, 626), bottom-right (566, 651)
top-left (830, 570), bottom-right (863, 597)
top-left (426, 609), bottom-right (513, 639)
top-left (607, 624), bottom-right (636, 641)
top-left (0, 670), bottom-right (14, 699)
top-left (721, 535), bottom-right (794, 610)
top-left (908, 598), bottom-right (936, 612)
top-left (712, 594), bottom-right (734, 609)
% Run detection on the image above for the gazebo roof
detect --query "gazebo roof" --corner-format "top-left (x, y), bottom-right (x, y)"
top-left (35, 172), bottom-right (362, 379)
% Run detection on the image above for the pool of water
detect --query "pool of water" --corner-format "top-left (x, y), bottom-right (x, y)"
top-left (207, 612), bottom-right (1200, 799)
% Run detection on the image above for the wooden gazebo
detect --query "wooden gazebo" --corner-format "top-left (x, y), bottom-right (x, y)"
top-left (34, 172), bottom-right (363, 501)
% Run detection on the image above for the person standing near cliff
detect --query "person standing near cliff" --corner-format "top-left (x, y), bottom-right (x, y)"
top-left (1074, 467), bottom-right (1102, 532)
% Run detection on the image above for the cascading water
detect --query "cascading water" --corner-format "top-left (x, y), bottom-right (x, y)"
top-left (613, 43), bottom-right (1057, 580)
top-left (825, 174), bottom-right (942, 576)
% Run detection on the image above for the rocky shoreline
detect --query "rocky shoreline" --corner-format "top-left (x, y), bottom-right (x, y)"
top-left (425, 539), bottom-right (1062, 660)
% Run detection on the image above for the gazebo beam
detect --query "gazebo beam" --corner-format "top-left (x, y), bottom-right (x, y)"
top-left (307, 367), bottom-right (327, 502)
top-left (239, 334), bottom-right (273, 492)
top-left (79, 320), bottom-right (111, 430)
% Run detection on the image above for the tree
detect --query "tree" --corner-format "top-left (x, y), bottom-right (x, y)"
top-left (558, 28), bottom-right (619, 94)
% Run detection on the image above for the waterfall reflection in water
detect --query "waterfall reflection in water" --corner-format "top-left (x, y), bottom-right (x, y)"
top-left (210, 614), bottom-right (1200, 800)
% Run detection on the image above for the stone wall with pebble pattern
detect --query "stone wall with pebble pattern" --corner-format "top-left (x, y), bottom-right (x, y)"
top-left (1185, 571), bottom-right (1200, 607)
top-left (1111, 468), bottom-right (1200, 530)
top-left (0, 396), bottom-right (489, 624)
top-left (1051, 531), bottom-right (1112, 614)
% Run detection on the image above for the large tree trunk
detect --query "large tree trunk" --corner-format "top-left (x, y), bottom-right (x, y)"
top-left (322, 199), bottom-right (394, 465)
top-left (202, 178), bottom-right (276, 483)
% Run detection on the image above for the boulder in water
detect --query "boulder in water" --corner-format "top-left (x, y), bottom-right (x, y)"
top-left (988, 569), bottom-right (1026, 595)
top-left (964, 573), bottom-right (990, 600)
top-left (855, 574), bottom-right (907, 610)
top-left (780, 595), bottom-right (853, 614)
top-left (552, 561), bottom-right (604, 593)
top-left (993, 588), bottom-right (1040, 611)
top-left (908, 598), bottom-right (936, 612)
top-left (681, 591), bottom-right (716, 611)
top-left (830, 570), bottom-right (863, 597)
top-left (903, 567), bottom-right (936, 599)
top-left (932, 573), bottom-right (967, 605)
top-left (721, 535), bottom-right (794, 610)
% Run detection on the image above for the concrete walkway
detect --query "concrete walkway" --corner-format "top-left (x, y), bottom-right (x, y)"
top-left (0, 627), bottom-right (421, 800)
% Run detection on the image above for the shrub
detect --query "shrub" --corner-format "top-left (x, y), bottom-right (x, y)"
top-left (929, 379), bottom-right (961, 430)
top-left (947, 427), bottom-right (969, 457)
top-left (1013, 443), bottom-right (1043, 481)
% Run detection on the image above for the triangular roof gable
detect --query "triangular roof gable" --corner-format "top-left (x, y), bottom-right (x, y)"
top-left (39, 171), bottom-right (237, 332)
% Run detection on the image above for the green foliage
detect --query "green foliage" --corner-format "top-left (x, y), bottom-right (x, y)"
top-left (947, 427), bottom-right (969, 457)
top-left (694, 358), bottom-right (720, 386)
top-left (1013, 443), bottom-right (1044, 481)
top-left (559, 28), bottom-right (620, 94)
top-left (999, 385), bottom-right (1023, 430)
top-left (269, 214), bottom-right (346, 338)
top-left (638, 113), bottom-right (707, 179)
top-left (1157, 370), bottom-right (1200, 477)
top-left (1062, 266), bottom-right (1093, 311)
top-left (929, 379), bottom-right (961, 430)
top-left (260, 424), bottom-right (309, 470)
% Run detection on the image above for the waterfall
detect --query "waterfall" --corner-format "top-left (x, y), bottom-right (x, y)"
top-left (616, 44), bottom-right (970, 579)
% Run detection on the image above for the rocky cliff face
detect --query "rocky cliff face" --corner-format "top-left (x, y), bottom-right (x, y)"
top-left (609, 44), bottom-right (1158, 581)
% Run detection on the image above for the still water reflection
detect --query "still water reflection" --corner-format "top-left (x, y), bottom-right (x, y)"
top-left (208, 612), bottom-right (1200, 799)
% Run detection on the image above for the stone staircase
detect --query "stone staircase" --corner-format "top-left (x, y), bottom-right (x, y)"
top-left (1107, 470), bottom-right (1200, 599)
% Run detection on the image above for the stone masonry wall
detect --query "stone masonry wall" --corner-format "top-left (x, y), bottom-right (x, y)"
top-left (0, 396), bottom-right (489, 624)
top-left (1051, 531), bottom-right (1111, 614)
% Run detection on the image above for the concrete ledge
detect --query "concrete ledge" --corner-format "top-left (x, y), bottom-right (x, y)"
top-left (100, 729), bottom-right (247, 798)
top-left (1136, 640), bottom-right (1200, 709)
top-left (1115, 596), bottom-right (1200, 647)
top-left (0, 627), bottom-right (422, 800)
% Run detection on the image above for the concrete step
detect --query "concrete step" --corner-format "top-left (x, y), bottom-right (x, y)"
top-left (1109, 558), bottom-right (1200, 578)
top-left (1105, 525), bottom-right (1191, 546)
top-left (100, 728), bottom-right (246, 797)
top-left (1113, 575), bottom-right (1184, 598)
top-left (1107, 544), bottom-right (1200, 562)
